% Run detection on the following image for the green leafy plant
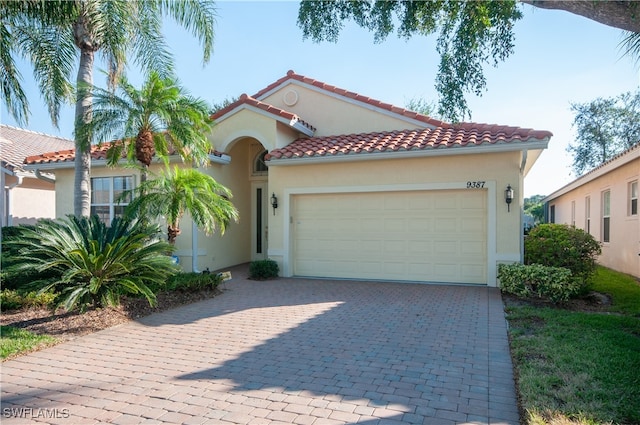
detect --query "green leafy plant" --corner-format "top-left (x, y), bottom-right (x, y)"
top-left (525, 223), bottom-right (601, 292)
top-left (0, 290), bottom-right (57, 311)
top-left (1, 225), bottom-right (62, 290)
top-left (164, 272), bottom-right (223, 292)
top-left (249, 259), bottom-right (279, 280)
top-left (498, 263), bottom-right (580, 303)
top-left (4, 215), bottom-right (179, 312)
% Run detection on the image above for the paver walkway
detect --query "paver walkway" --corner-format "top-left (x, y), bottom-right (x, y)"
top-left (1, 267), bottom-right (519, 425)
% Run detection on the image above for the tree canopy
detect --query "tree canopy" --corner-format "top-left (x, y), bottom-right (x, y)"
top-left (567, 91), bottom-right (640, 175)
top-left (297, 0), bottom-right (640, 122)
top-left (2, 0), bottom-right (217, 217)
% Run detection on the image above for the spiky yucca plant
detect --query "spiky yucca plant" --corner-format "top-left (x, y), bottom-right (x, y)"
top-left (4, 215), bottom-right (179, 312)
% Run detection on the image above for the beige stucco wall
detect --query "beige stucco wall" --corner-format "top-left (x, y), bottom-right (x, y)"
top-left (260, 83), bottom-right (427, 137)
top-left (267, 150), bottom-right (525, 286)
top-left (212, 109), bottom-right (278, 153)
top-left (547, 158), bottom-right (639, 277)
top-left (2, 174), bottom-right (56, 225)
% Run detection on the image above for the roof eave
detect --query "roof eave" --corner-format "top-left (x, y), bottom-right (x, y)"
top-left (543, 143), bottom-right (640, 202)
top-left (268, 139), bottom-right (550, 166)
top-left (216, 103), bottom-right (315, 137)
top-left (257, 78), bottom-right (437, 131)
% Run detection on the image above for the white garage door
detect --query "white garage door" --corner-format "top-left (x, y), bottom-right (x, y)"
top-left (292, 190), bottom-right (487, 284)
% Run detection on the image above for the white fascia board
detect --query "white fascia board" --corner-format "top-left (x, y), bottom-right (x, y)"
top-left (23, 154), bottom-right (207, 171)
top-left (256, 80), bottom-right (436, 130)
top-left (215, 103), bottom-right (314, 137)
top-left (543, 144), bottom-right (640, 202)
top-left (268, 139), bottom-right (549, 166)
top-left (209, 153), bottom-right (231, 165)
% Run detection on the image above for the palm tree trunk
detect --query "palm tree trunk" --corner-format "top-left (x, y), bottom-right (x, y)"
top-left (167, 224), bottom-right (181, 244)
top-left (73, 15), bottom-right (95, 218)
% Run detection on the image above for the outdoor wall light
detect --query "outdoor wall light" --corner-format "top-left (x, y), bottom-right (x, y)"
top-left (505, 184), bottom-right (514, 212)
top-left (270, 193), bottom-right (278, 215)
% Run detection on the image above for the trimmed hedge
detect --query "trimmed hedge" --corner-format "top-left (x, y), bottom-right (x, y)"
top-left (498, 263), bottom-right (580, 303)
top-left (249, 259), bottom-right (279, 280)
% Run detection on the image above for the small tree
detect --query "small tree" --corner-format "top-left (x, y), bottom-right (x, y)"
top-left (124, 166), bottom-right (239, 244)
top-left (78, 71), bottom-right (214, 182)
top-left (524, 224), bottom-right (602, 290)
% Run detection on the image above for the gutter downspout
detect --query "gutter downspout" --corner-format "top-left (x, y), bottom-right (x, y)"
top-left (34, 169), bottom-right (55, 184)
top-left (192, 219), bottom-right (200, 273)
top-left (520, 149), bottom-right (528, 263)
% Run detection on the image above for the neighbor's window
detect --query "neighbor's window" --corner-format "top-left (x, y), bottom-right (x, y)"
top-left (602, 190), bottom-right (610, 243)
top-left (549, 205), bottom-right (555, 223)
top-left (630, 181), bottom-right (638, 216)
top-left (571, 201), bottom-right (576, 227)
top-left (91, 176), bottom-right (134, 224)
top-left (585, 196), bottom-right (591, 234)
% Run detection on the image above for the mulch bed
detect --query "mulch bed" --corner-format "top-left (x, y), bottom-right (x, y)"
top-left (0, 289), bottom-right (222, 343)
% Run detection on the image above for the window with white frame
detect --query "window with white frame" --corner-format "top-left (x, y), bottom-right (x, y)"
top-left (253, 149), bottom-right (269, 176)
top-left (630, 181), bottom-right (638, 216)
top-left (571, 201), bottom-right (576, 227)
top-left (602, 190), bottom-right (610, 243)
top-left (585, 196), bottom-right (591, 234)
top-left (91, 176), bottom-right (134, 224)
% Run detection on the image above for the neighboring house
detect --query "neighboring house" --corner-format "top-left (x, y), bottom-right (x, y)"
top-left (1, 125), bottom-right (74, 228)
top-left (543, 143), bottom-right (639, 278)
top-left (25, 70), bottom-right (552, 286)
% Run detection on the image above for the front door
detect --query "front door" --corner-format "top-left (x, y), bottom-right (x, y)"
top-left (251, 182), bottom-right (269, 261)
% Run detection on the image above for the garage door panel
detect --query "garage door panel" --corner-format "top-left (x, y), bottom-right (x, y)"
top-left (384, 218), bottom-right (405, 232)
top-left (293, 190), bottom-right (487, 284)
top-left (435, 218), bottom-right (458, 232)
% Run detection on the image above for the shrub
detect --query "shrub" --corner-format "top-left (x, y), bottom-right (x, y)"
top-left (1, 225), bottom-right (61, 290)
top-left (3, 215), bottom-right (179, 312)
top-left (498, 263), bottom-right (581, 303)
top-left (249, 259), bottom-right (279, 280)
top-left (165, 272), bottom-right (223, 292)
top-left (525, 223), bottom-right (601, 291)
top-left (0, 290), bottom-right (23, 311)
top-left (0, 290), bottom-right (57, 311)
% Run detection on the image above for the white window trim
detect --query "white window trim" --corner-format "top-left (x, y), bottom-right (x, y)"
top-left (91, 176), bottom-right (135, 224)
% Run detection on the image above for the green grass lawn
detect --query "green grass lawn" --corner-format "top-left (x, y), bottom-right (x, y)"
top-left (506, 267), bottom-right (640, 425)
top-left (0, 326), bottom-right (57, 360)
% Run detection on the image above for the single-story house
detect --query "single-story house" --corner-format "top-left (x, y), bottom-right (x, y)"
top-left (1, 125), bottom-right (74, 228)
top-left (25, 70), bottom-right (552, 286)
top-left (543, 143), bottom-right (639, 278)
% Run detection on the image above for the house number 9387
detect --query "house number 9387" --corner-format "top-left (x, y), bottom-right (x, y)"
top-left (466, 181), bottom-right (485, 189)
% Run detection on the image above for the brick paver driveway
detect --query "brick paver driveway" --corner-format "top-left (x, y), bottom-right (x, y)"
top-left (1, 267), bottom-right (519, 425)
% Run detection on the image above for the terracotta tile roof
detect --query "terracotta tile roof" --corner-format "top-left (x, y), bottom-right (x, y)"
top-left (253, 70), bottom-right (448, 128)
top-left (25, 141), bottom-right (121, 166)
top-left (211, 93), bottom-right (316, 134)
top-left (24, 140), bottom-right (226, 166)
top-left (266, 125), bottom-right (552, 161)
top-left (1, 125), bottom-right (74, 172)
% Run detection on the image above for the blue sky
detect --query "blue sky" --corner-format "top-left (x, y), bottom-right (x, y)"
top-left (2, 1), bottom-right (638, 197)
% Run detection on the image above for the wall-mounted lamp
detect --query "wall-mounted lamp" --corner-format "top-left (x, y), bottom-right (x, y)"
top-left (270, 193), bottom-right (278, 215)
top-left (505, 184), bottom-right (514, 212)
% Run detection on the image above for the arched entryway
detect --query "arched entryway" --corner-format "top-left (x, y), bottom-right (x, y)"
top-left (219, 137), bottom-right (270, 264)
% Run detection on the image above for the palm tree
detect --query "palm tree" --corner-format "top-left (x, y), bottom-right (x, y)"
top-left (1, 0), bottom-right (216, 217)
top-left (125, 166), bottom-right (238, 244)
top-left (79, 71), bottom-right (213, 181)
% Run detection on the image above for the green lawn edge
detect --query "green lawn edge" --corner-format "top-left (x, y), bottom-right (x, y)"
top-left (506, 266), bottom-right (640, 425)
